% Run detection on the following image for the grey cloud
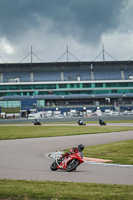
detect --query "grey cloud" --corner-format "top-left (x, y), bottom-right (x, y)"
top-left (0, 0), bottom-right (129, 45)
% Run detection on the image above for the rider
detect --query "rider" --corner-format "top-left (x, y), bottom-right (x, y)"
top-left (78, 144), bottom-right (84, 158)
top-left (61, 144), bottom-right (84, 159)
top-left (78, 120), bottom-right (83, 125)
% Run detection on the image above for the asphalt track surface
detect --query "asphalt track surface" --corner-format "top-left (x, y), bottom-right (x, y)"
top-left (0, 123), bottom-right (133, 185)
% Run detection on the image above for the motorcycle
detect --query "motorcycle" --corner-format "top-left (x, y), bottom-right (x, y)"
top-left (33, 119), bottom-right (41, 125)
top-left (99, 119), bottom-right (106, 126)
top-left (50, 148), bottom-right (84, 172)
top-left (78, 120), bottom-right (86, 126)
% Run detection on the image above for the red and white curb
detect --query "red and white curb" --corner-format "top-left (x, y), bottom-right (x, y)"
top-left (46, 151), bottom-right (133, 168)
top-left (83, 157), bottom-right (112, 163)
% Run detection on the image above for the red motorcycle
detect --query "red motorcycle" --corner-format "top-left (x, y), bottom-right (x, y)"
top-left (50, 147), bottom-right (84, 172)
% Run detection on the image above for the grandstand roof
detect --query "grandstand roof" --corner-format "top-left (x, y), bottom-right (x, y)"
top-left (0, 60), bottom-right (133, 72)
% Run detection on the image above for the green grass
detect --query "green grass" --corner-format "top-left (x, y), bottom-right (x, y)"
top-left (0, 179), bottom-right (133, 200)
top-left (83, 140), bottom-right (133, 165)
top-left (0, 126), bottom-right (133, 140)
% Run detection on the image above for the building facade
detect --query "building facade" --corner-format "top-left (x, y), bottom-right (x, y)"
top-left (0, 60), bottom-right (133, 110)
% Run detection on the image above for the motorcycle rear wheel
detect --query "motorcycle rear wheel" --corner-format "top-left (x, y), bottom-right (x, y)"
top-left (66, 159), bottom-right (79, 172)
top-left (50, 161), bottom-right (58, 171)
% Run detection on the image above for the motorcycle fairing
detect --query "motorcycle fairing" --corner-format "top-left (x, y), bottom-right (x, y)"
top-left (57, 152), bottom-right (84, 170)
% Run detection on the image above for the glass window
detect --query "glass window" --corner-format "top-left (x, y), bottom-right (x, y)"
top-left (82, 83), bottom-right (91, 88)
top-left (0, 85), bottom-right (7, 90)
top-left (34, 84), bottom-right (44, 89)
top-left (38, 91), bottom-right (47, 95)
top-left (44, 84), bottom-right (56, 89)
top-left (95, 83), bottom-right (103, 87)
top-left (58, 84), bottom-right (67, 88)
top-left (0, 100), bottom-right (20, 108)
top-left (21, 85), bottom-right (32, 90)
top-left (75, 83), bottom-right (80, 88)
top-left (105, 83), bottom-right (117, 87)
top-left (105, 82), bottom-right (133, 87)
top-left (117, 83), bottom-right (128, 87)
top-left (129, 82), bottom-right (133, 87)
top-left (70, 84), bottom-right (75, 88)
top-left (37, 100), bottom-right (45, 107)
top-left (93, 90), bottom-right (109, 94)
top-left (0, 101), bottom-right (7, 107)
top-left (8, 85), bottom-right (20, 90)
top-left (111, 90), bottom-right (117, 93)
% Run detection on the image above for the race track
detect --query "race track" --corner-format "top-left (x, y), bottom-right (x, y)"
top-left (0, 126), bottom-right (133, 185)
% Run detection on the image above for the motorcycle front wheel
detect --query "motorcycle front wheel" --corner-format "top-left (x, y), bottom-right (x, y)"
top-left (66, 159), bottom-right (79, 172)
top-left (50, 161), bottom-right (58, 171)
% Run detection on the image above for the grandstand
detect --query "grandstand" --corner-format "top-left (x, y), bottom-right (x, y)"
top-left (0, 60), bottom-right (133, 112)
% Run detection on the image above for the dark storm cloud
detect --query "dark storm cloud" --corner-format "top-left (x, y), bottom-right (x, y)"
top-left (0, 0), bottom-right (127, 45)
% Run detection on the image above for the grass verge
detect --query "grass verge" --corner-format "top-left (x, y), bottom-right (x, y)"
top-left (83, 139), bottom-right (133, 165)
top-left (0, 126), bottom-right (133, 140)
top-left (0, 179), bottom-right (133, 200)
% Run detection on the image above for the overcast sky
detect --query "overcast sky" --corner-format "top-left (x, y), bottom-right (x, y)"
top-left (0, 0), bottom-right (133, 63)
